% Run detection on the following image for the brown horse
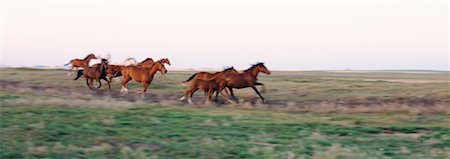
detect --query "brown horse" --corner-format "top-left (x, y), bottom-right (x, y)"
top-left (64, 53), bottom-right (96, 76)
top-left (183, 67), bottom-right (238, 83)
top-left (120, 61), bottom-right (168, 94)
top-left (74, 64), bottom-right (124, 92)
top-left (179, 67), bottom-right (238, 104)
top-left (82, 58), bottom-right (108, 90)
top-left (179, 78), bottom-right (229, 104)
top-left (216, 62), bottom-right (270, 103)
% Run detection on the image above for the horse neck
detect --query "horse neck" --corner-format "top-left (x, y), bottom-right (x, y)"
top-left (85, 56), bottom-right (94, 63)
top-left (148, 64), bottom-right (161, 76)
top-left (96, 63), bottom-right (106, 74)
top-left (244, 67), bottom-right (260, 77)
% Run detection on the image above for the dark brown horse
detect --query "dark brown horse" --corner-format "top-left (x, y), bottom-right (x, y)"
top-left (179, 67), bottom-right (238, 104)
top-left (81, 58), bottom-right (108, 90)
top-left (216, 63), bottom-right (270, 103)
top-left (120, 61), bottom-right (168, 94)
top-left (64, 53), bottom-right (96, 76)
top-left (74, 64), bottom-right (124, 92)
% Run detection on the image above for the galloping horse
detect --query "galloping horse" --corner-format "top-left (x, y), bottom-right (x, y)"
top-left (64, 53), bottom-right (96, 76)
top-left (216, 62), bottom-right (270, 103)
top-left (183, 67), bottom-right (238, 83)
top-left (179, 78), bottom-right (227, 104)
top-left (74, 64), bottom-right (123, 92)
top-left (81, 58), bottom-right (109, 91)
top-left (120, 61), bottom-right (168, 94)
top-left (179, 67), bottom-right (239, 104)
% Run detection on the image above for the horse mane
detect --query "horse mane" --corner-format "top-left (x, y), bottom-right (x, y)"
top-left (244, 62), bottom-right (264, 72)
top-left (84, 54), bottom-right (95, 60)
top-left (223, 66), bottom-right (234, 71)
top-left (141, 58), bottom-right (154, 63)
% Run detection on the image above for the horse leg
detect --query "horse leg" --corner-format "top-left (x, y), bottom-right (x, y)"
top-left (120, 78), bottom-right (131, 94)
top-left (89, 79), bottom-right (95, 91)
top-left (251, 86), bottom-right (266, 103)
top-left (97, 78), bottom-right (102, 89)
top-left (187, 88), bottom-right (199, 105)
top-left (255, 82), bottom-right (267, 93)
top-left (228, 87), bottom-right (239, 101)
top-left (107, 80), bottom-right (112, 92)
top-left (86, 78), bottom-right (93, 90)
top-left (179, 90), bottom-right (189, 101)
top-left (190, 88), bottom-right (199, 98)
top-left (139, 82), bottom-right (150, 95)
top-left (218, 88), bottom-right (233, 104)
top-left (67, 67), bottom-right (73, 76)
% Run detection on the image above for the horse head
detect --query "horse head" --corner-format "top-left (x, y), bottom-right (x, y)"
top-left (159, 58), bottom-right (171, 66)
top-left (223, 66), bottom-right (238, 75)
top-left (154, 61), bottom-right (168, 74)
top-left (255, 62), bottom-right (270, 75)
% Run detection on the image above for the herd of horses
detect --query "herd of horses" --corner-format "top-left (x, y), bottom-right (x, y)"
top-left (65, 53), bottom-right (270, 104)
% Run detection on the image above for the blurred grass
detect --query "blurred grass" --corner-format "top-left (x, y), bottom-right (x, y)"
top-left (1, 104), bottom-right (449, 158)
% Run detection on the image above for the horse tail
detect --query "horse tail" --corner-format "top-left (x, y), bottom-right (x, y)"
top-left (181, 81), bottom-right (189, 86)
top-left (64, 60), bottom-right (72, 66)
top-left (73, 70), bottom-right (84, 80)
top-left (113, 67), bottom-right (124, 77)
top-left (184, 73), bottom-right (197, 83)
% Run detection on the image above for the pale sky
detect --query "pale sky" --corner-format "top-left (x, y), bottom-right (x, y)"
top-left (1, 0), bottom-right (448, 70)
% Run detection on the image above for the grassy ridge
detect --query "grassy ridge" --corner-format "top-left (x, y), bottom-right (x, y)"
top-left (1, 104), bottom-right (449, 158)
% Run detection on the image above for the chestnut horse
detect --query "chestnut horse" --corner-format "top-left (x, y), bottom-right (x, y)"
top-left (179, 67), bottom-right (238, 104)
top-left (82, 58), bottom-right (108, 90)
top-left (216, 62), bottom-right (270, 103)
top-left (120, 61), bottom-right (168, 94)
top-left (179, 78), bottom-right (228, 104)
top-left (64, 53), bottom-right (96, 76)
top-left (183, 67), bottom-right (238, 83)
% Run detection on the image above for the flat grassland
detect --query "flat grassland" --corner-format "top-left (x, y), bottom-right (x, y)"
top-left (1, 68), bottom-right (449, 158)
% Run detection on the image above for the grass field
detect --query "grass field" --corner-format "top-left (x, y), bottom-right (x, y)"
top-left (1, 68), bottom-right (449, 158)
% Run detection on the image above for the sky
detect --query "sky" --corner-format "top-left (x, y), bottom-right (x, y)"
top-left (1, 0), bottom-right (448, 70)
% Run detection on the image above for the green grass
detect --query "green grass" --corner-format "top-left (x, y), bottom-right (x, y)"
top-left (1, 105), bottom-right (449, 159)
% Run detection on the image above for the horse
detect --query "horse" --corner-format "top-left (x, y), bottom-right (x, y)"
top-left (120, 61), bottom-right (168, 94)
top-left (64, 53), bottom-right (96, 76)
top-left (74, 64), bottom-right (123, 92)
top-left (183, 67), bottom-right (238, 83)
top-left (179, 78), bottom-right (228, 105)
top-left (215, 62), bottom-right (270, 103)
top-left (182, 67), bottom-right (238, 100)
top-left (179, 67), bottom-right (238, 104)
top-left (81, 58), bottom-right (109, 91)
